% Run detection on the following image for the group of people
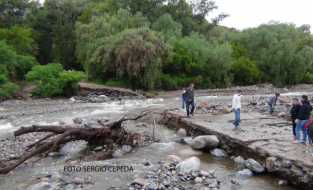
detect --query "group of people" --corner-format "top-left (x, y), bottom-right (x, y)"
top-left (181, 85), bottom-right (313, 148)
top-left (267, 93), bottom-right (313, 145)
top-left (289, 95), bottom-right (313, 144)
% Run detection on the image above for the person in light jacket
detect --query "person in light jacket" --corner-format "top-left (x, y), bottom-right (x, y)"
top-left (232, 90), bottom-right (242, 129)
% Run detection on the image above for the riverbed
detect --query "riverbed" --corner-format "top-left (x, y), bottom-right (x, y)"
top-left (0, 92), bottom-right (303, 190)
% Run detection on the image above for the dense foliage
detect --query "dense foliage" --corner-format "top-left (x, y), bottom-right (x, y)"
top-left (26, 63), bottom-right (85, 97)
top-left (1, 0), bottom-right (313, 99)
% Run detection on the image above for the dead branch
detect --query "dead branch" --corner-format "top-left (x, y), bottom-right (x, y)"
top-left (0, 112), bottom-right (147, 174)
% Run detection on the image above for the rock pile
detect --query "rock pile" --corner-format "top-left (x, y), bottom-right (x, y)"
top-left (129, 156), bottom-right (221, 190)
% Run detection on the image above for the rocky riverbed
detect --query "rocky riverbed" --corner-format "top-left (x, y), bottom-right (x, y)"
top-left (1, 84), bottom-right (312, 190)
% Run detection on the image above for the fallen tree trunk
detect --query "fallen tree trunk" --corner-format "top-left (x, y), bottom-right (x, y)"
top-left (0, 112), bottom-right (148, 174)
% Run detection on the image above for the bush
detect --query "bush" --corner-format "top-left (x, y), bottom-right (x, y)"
top-left (59, 70), bottom-right (86, 96)
top-left (231, 57), bottom-right (260, 85)
top-left (26, 63), bottom-right (85, 97)
top-left (0, 74), bottom-right (19, 99)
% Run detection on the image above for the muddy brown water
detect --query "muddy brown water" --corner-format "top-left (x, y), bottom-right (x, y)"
top-left (0, 95), bottom-right (301, 190)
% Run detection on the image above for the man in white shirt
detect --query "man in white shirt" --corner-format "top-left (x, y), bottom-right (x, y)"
top-left (232, 90), bottom-right (242, 129)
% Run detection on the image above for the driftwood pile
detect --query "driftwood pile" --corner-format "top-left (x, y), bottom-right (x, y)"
top-left (0, 112), bottom-right (148, 174)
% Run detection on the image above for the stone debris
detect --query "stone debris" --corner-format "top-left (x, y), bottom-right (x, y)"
top-left (244, 159), bottom-right (265, 174)
top-left (177, 128), bottom-right (187, 138)
top-left (210, 149), bottom-right (227, 158)
top-left (129, 157), bottom-right (221, 190)
top-left (233, 156), bottom-right (245, 167)
top-left (190, 136), bottom-right (219, 150)
top-left (236, 169), bottom-right (253, 178)
top-left (176, 157), bottom-right (201, 173)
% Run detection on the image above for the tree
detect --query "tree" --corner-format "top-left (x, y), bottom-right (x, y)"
top-left (152, 13), bottom-right (182, 41)
top-left (90, 28), bottom-right (168, 90)
top-left (0, 26), bottom-right (36, 55)
top-left (231, 57), bottom-right (260, 85)
top-left (76, 9), bottom-right (150, 74)
top-left (0, 0), bottom-right (37, 27)
top-left (233, 23), bottom-right (313, 86)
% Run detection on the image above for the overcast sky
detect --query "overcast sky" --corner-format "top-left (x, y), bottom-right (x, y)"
top-left (211, 0), bottom-right (312, 31)
top-left (38, 0), bottom-right (312, 31)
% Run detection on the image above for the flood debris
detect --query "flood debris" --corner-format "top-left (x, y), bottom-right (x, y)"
top-left (129, 156), bottom-right (221, 190)
top-left (0, 112), bottom-right (149, 174)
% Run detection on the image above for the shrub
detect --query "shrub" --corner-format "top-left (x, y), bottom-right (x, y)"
top-left (26, 63), bottom-right (85, 97)
top-left (160, 74), bottom-right (178, 90)
top-left (59, 70), bottom-right (86, 96)
top-left (0, 74), bottom-right (19, 99)
top-left (231, 57), bottom-right (260, 85)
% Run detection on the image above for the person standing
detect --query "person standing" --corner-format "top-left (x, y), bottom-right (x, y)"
top-left (232, 91), bottom-right (242, 129)
top-left (267, 93), bottom-right (280, 114)
top-left (295, 95), bottom-right (312, 144)
top-left (290, 98), bottom-right (300, 142)
top-left (185, 83), bottom-right (195, 117)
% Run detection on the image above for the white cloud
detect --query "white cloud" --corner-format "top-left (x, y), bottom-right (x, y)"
top-left (211, 0), bottom-right (312, 30)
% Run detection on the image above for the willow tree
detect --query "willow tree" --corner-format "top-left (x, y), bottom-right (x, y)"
top-left (91, 28), bottom-right (168, 90)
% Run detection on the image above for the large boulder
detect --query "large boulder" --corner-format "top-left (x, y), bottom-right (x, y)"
top-left (176, 157), bottom-right (201, 173)
top-left (244, 159), bottom-right (265, 173)
top-left (190, 135), bottom-right (219, 150)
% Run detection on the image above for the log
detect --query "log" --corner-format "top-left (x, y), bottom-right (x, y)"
top-left (0, 112), bottom-right (148, 174)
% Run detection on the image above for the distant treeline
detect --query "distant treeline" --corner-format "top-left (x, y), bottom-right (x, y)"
top-left (1, 0), bottom-right (313, 98)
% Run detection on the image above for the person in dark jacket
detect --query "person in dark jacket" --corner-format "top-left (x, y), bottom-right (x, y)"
top-left (295, 95), bottom-right (312, 144)
top-left (290, 98), bottom-right (300, 142)
top-left (185, 83), bottom-right (195, 117)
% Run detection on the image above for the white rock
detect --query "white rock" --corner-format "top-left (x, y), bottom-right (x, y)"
top-left (233, 156), bottom-right (245, 166)
top-left (278, 180), bottom-right (288, 186)
top-left (176, 156), bottom-right (201, 173)
top-left (27, 182), bottom-right (52, 190)
top-left (190, 135), bottom-right (219, 150)
top-left (112, 149), bottom-right (124, 158)
top-left (244, 158), bottom-right (265, 173)
top-left (237, 169), bottom-right (253, 178)
top-left (121, 145), bottom-right (132, 153)
top-left (210, 148), bottom-right (227, 157)
top-left (177, 128), bottom-right (187, 137)
top-left (265, 157), bottom-right (277, 172)
top-left (132, 178), bottom-right (147, 186)
top-left (194, 177), bottom-right (203, 183)
top-left (166, 155), bottom-right (182, 163)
